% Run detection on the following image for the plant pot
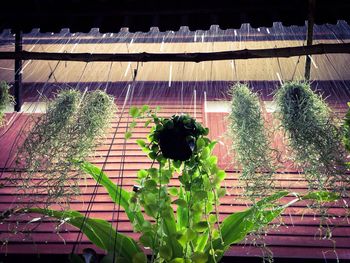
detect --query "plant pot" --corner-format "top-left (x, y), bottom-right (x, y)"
top-left (159, 127), bottom-right (194, 161)
top-left (157, 115), bottom-right (200, 161)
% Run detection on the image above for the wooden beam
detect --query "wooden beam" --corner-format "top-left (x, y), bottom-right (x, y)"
top-left (0, 43), bottom-right (349, 63)
top-left (14, 31), bottom-right (22, 112)
top-left (305, 0), bottom-right (316, 80)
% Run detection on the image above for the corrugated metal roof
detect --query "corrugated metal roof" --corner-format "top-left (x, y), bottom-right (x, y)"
top-left (0, 0), bottom-right (349, 33)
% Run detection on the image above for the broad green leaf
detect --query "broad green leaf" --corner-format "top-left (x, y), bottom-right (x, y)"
top-left (77, 161), bottom-right (144, 226)
top-left (172, 199), bottom-right (187, 207)
top-left (136, 139), bottom-right (146, 148)
top-left (193, 221), bottom-right (208, 232)
top-left (194, 230), bottom-right (209, 252)
top-left (168, 187), bottom-right (179, 196)
top-left (200, 147), bottom-right (210, 160)
top-left (208, 141), bottom-right (217, 151)
top-left (217, 188), bottom-right (226, 198)
top-left (162, 207), bottom-right (184, 259)
top-left (129, 107), bottom-right (140, 118)
top-left (144, 179), bottom-right (157, 189)
top-left (148, 152), bottom-right (157, 160)
top-left (302, 191), bottom-right (340, 203)
top-left (256, 190), bottom-right (289, 207)
top-left (130, 121), bottom-right (137, 129)
top-left (207, 191), bottom-right (290, 262)
top-left (173, 160), bottom-right (182, 170)
top-left (125, 131), bottom-right (132, 140)
top-left (29, 208), bottom-right (143, 262)
top-left (209, 214), bottom-right (217, 224)
top-left (169, 259), bottom-right (192, 263)
top-left (144, 119), bottom-right (152, 127)
top-left (196, 137), bottom-right (205, 150)
top-left (192, 252), bottom-right (208, 263)
top-left (185, 228), bottom-right (196, 242)
top-left (176, 187), bottom-right (189, 230)
top-left (216, 170), bottom-right (226, 181)
top-left (137, 169), bottom-right (148, 179)
top-left (147, 168), bottom-right (158, 178)
top-left (141, 105), bottom-right (150, 113)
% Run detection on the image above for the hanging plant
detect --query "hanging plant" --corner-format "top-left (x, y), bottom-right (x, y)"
top-left (152, 114), bottom-right (208, 161)
top-left (0, 81), bottom-right (15, 127)
top-left (67, 90), bottom-right (117, 161)
top-left (229, 83), bottom-right (276, 202)
top-left (15, 89), bottom-right (116, 205)
top-left (342, 102), bottom-right (350, 155)
top-left (274, 81), bottom-right (347, 195)
top-left (229, 83), bottom-right (278, 262)
top-left (12, 106), bottom-right (340, 263)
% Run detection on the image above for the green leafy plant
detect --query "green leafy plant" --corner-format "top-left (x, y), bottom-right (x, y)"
top-left (229, 83), bottom-right (276, 202)
top-left (274, 81), bottom-right (348, 195)
top-left (15, 89), bottom-right (116, 205)
top-left (18, 107), bottom-right (340, 263)
top-left (0, 81), bottom-right (15, 126)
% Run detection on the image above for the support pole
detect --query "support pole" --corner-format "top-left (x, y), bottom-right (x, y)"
top-left (305, 0), bottom-right (316, 80)
top-left (14, 31), bottom-right (22, 112)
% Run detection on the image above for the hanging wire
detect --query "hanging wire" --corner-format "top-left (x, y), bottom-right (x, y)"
top-left (112, 64), bottom-right (138, 262)
top-left (71, 90), bottom-right (124, 255)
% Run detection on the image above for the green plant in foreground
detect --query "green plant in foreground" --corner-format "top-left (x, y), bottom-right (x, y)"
top-left (229, 83), bottom-right (276, 202)
top-left (0, 81), bottom-right (14, 126)
top-left (15, 89), bottom-right (116, 205)
top-left (20, 107), bottom-right (340, 263)
top-left (274, 81), bottom-right (348, 195)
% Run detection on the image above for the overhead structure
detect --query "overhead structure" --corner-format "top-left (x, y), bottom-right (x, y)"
top-left (0, 0), bottom-right (349, 33)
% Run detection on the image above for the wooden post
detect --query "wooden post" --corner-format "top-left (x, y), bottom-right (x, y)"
top-left (0, 43), bottom-right (349, 62)
top-left (305, 0), bottom-right (316, 80)
top-left (14, 31), bottom-right (22, 112)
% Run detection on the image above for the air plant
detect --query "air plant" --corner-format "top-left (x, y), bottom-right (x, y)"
top-left (229, 83), bottom-right (278, 262)
top-left (0, 81), bottom-right (15, 126)
top-left (15, 89), bottom-right (116, 205)
top-left (274, 81), bottom-right (347, 195)
top-left (229, 83), bottom-right (276, 202)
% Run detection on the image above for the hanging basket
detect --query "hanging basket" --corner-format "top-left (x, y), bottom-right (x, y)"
top-left (156, 115), bottom-right (207, 161)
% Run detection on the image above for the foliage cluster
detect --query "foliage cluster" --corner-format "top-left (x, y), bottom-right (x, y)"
top-left (18, 107), bottom-right (340, 263)
top-left (15, 89), bottom-right (116, 205)
top-left (229, 83), bottom-right (276, 202)
top-left (274, 82), bottom-right (348, 195)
